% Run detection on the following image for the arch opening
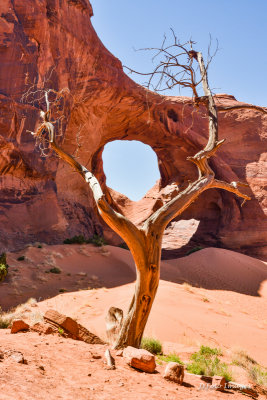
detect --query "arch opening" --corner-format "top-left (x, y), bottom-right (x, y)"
top-left (102, 140), bottom-right (160, 201)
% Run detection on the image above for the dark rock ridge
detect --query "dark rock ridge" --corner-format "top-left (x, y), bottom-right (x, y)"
top-left (0, 0), bottom-right (266, 259)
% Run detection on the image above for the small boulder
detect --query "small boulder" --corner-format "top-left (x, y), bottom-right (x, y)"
top-left (212, 376), bottom-right (226, 391)
top-left (163, 362), bottom-right (184, 384)
top-left (10, 320), bottom-right (29, 334)
top-left (123, 346), bottom-right (156, 373)
top-left (10, 351), bottom-right (27, 364)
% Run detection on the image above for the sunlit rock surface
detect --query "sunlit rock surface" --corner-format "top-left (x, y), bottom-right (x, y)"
top-left (0, 0), bottom-right (266, 259)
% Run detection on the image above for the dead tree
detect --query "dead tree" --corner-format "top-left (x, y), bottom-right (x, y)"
top-left (27, 36), bottom-right (250, 349)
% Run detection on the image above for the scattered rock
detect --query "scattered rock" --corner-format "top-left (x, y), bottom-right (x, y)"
top-left (123, 346), bottom-right (156, 373)
top-left (104, 349), bottom-right (115, 370)
top-left (10, 320), bottom-right (29, 334)
top-left (211, 375), bottom-right (226, 391)
top-left (92, 354), bottom-right (101, 359)
top-left (31, 322), bottom-right (57, 335)
top-left (44, 309), bottom-right (104, 344)
top-left (77, 272), bottom-right (87, 276)
top-left (163, 362), bottom-right (184, 384)
top-left (10, 351), bottom-right (27, 364)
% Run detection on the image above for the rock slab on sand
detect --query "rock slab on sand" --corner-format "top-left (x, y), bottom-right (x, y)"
top-left (123, 346), bottom-right (156, 373)
top-left (10, 320), bottom-right (29, 334)
top-left (44, 309), bottom-right (104, 344)
top-left (163, 362), bottom-right (184, 384)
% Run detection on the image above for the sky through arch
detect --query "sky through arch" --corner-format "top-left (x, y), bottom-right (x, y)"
top-left (102, 141), bottom-right (160, 201)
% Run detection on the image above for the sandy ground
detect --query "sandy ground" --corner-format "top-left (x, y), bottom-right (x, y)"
top-left (0, 244), bottom-right (267, 399)
top-left (1, 330), bottom-right (265, 400)
top-left (1, 245), bottom-right (267, 364)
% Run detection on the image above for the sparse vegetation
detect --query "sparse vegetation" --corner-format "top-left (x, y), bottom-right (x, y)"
top-left (63, 235), bottom-right (88, 244)
top-left (0, 253), bottom-right (9, 282)
top-left (232, 350), bottom-right (267, 387)
top-left (59, 288), bottom-right (67, 293)
top-left (58, 327), bottom-right (64, 335)
top-left (0, 314), bottom-right (11, 329)
top-left (47, 267), bottom-right (61, 274)
top-left (63, 234), bottom-right (107, 247)
top-left (158, 352), bottom-right (184, 364)
top-left (186, 246), bottom-right (203, 256)
top-left (90, 234), bottom-right (107, 247)
top-left (249, 365), bottom-right (267, 387)
top-left (0, 298), bottom-right (42, 328)
top-left (187, 346), bottom-right (232, 381)
top-left (202, 297), bottom-right (209, 302)
top-left (118, 242), bottom-right (129, 250)
top-left (141, 337), bottom-right (162, 355)
top-left (17, 256), bottom-right (25, 261)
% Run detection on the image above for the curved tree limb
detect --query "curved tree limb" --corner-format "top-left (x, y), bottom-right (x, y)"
top-left (50, 141), bottom-right (144, 259)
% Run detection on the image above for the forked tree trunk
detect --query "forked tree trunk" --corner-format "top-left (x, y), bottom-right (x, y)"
top-left (30, 49), bottom-right (250, 350)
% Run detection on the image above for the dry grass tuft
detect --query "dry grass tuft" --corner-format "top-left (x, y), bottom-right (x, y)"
top-left (232, 350), bottom-right (267, 387)
top-left (0, 298), bottom-right (43, 329)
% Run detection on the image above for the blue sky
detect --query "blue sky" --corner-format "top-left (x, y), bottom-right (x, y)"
top-left (91, 0), bottom-right (267, 200)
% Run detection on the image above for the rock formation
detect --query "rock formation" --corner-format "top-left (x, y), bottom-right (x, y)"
top-left (0, 0), bottom-right (266, 258)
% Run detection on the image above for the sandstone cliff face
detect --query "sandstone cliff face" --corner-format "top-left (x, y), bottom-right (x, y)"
top-left (0, 0), bottom-right (266, 258)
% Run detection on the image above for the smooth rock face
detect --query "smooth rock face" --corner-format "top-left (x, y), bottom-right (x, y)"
top-left (10, 319), bottom-right (29, 334)
top-left (0, 1), bottom-right (266, 259)
top-left (123, 346), bottom-right (156, 373)
top-left (163, 362), bottom-right (184, 384)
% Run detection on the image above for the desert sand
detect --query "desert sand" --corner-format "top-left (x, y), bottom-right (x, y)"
top-left (1, 244), bottom-right (266, 367)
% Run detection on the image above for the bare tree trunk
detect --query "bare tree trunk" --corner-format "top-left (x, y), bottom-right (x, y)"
top-left (29, 47), bottom-right (251, 351)
top-left (114, 234), bottom-right (162, 349)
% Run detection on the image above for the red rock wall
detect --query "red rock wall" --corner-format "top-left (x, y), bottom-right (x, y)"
top-left (0, 0), bottom-right (266, 259)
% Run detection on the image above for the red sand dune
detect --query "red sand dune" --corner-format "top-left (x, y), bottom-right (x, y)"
top-left (1, 244), bottom-right (266, 366)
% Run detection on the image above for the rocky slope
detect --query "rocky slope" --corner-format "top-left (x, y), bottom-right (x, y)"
top-left (0, 0), bottom-right (266, 258)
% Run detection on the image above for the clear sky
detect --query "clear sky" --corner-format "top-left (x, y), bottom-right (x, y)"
top-left (91, 0), bottom-right (267, 201)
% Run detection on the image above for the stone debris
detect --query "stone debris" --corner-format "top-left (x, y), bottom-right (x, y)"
top-left (163, 362), bottom-right (184, 384)
top-left (10, 319), bottom-right (29, 334)
top-left (123, 346), bottom-right (156, 373)
top-left (44, 309), bottom-right (104, 344)
top-left (211, 375), bottom-right (226, 391)
top-left (10, 351), bottom-right (27, 364)
top-left (31, 322), bottom-right (57, 335)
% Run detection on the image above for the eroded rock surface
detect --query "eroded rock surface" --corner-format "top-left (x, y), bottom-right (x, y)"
top-left (0, 1), bottom-right (266, 258)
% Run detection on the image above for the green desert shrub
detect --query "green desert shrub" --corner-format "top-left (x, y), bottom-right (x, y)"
top-left (0, 253), bottom-right (9, 282)
top-left (186, 246), bottom-right (203, 256)
top-left (141, 337), bottom-right (162, 355)
top-left (89, 234), bottom-right (107, 247)
top-left (63, 234), bottom-right (107, 247)
top-left (187, 346), bottom-right (232, 381)
top-left (63, 235), bottom-right (87, 244)
top-left (17, 256), bottom-right (25, 261)
top-left (158, 352), bottom-right (184, 364)
top-left (47, 267), bottom-right (61, 274)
